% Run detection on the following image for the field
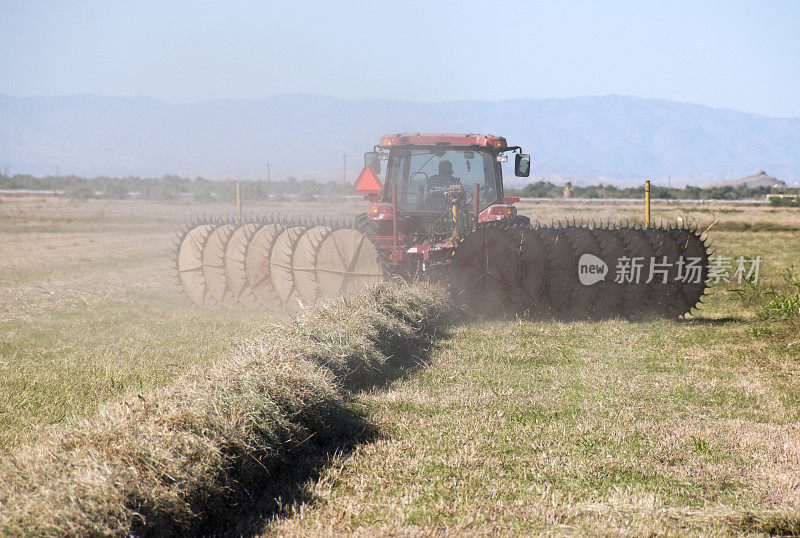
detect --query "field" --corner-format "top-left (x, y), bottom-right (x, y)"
top-left (0, 195), bottom-right (363, 448)
top-left (1, 195), bottom-right (799, 534)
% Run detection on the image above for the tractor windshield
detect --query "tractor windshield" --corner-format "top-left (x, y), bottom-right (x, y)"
top-left (386, 147), bottom-right (499, 212)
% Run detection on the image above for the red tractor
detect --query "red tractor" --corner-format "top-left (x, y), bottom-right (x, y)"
top-left (353, 133), bottom-right (532, 280)
top-left (175, 132), bottom-right (710, 319)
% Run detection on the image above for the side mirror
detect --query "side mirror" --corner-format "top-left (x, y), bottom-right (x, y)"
top-left (515, 154), bottom-right (531, 177)
top-left (364, 152), bottom-right (381, 174)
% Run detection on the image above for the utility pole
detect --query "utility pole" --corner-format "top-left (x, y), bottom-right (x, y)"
top-left (342, 155), bottom-right (346, 184)
top-left (56, 165), bottom-right (59, 178)
top-left (267, 163), bottom-right (271, 184)
top-left (668, 174), bottom-right (671, 190)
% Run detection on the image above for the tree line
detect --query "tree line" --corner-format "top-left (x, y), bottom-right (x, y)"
top-left (505, 181), bottom-right (779, 201)
top-left (0, 174), bottom-right (354, 202)
top-left (0, 173), bottom-right (791, 203)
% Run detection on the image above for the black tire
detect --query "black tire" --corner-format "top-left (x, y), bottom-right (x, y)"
top-left (510, 215), bottom-right (531, 227)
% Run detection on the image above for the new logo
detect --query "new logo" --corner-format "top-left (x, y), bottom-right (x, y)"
top-left (578, 254), bottom-right (608, 286)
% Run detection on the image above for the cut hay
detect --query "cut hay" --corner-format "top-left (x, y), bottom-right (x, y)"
top-left (0, 283), bottom-right (452, 536)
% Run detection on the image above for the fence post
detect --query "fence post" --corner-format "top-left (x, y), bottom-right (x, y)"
top-left (236, 181), bottom-right (242, 222)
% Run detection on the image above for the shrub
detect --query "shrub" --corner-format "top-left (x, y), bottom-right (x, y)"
top-left (768, 196), bottom-right (799, 208)
top-left (104, 183), bottom-right (129, 199)
top-left (192, 191), bottom-right (215, 203)
top-left (758, 268), bottom-right (800, 320)
top-left (140, 183), bottom-right (180, 201)
top-left (66, 184), bottom-right (97, 199)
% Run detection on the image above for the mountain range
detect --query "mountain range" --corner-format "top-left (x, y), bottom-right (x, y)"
top-left (1, 94), bottom-right (798, 187)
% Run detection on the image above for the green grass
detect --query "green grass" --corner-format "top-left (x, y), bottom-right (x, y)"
top-left (265, 305), bottom-right (800, 535)
top-left (261, 203), bottom-right (800, 535)
top-left (0, 292), bottom-right (271, 448)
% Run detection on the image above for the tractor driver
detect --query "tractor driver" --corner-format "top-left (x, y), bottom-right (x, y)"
top-left (427, 160), bottom-right (457, 189)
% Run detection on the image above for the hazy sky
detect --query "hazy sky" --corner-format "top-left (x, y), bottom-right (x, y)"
top-left (1, 0), bottom-right (799, 117)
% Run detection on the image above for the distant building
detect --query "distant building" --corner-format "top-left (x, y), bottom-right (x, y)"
top-left (712, 171), bottom-right (787, 190)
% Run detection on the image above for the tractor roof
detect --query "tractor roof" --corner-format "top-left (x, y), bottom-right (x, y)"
top-left (379, 133), bottom-right (508, 149)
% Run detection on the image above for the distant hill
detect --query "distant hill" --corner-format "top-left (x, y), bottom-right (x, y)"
top-left (712, 171), bottom-right (786, 189)
top-left (1, 94), bottom-right (799, 186)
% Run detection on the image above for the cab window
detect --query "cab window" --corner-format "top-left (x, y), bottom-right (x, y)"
top-left (386, 148), bottom-right (499, 211)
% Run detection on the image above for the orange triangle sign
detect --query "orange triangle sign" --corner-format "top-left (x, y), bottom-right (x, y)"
top-left (353, 166), bottom-right (383, 194)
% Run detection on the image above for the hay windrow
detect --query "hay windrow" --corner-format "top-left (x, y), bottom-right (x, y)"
top-left (0, 282), bottom-right (452, 537)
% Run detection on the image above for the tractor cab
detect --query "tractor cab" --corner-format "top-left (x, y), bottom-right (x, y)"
top-left (357, 133), bottom-right (531, 242)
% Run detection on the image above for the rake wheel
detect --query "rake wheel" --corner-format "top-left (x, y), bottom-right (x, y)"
top-left (269, 225), bottom-right (306, 310)
top-left (291, 225), bottom-right (333, 304)
top-left (535, 226), bottom-right (574, 315)
top-left (613, 227), bottom-right (656, 320)
top-left (202, 222), bottom-right (240, 309)
top-left (669, 226), bottom-right (711, 313)
top-left (244, 222), bottom-right (284, 309)
top-left (641, 227), bottom-right (691, 318)
top-left (224, 222), bottom-right (262, 309)
top-left (449, 225), bottom-right (517, 316)
top-left (314, 227), bottom-right (384, 300)
top-left (506, 225), bottom-right (547, 315)
top-left (176, 222), bottom-right (221, 310)
top-left (559, 225), bottom-right (603, 319)
top-left (590, 226), bottom-right (626, 319)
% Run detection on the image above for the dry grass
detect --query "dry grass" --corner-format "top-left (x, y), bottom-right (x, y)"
top-left (0, 282), bottom-right (451, 536)
top-left (514, 199), bottom-right (796, 228)
top-left (3, 196), bottom-right (800, 535)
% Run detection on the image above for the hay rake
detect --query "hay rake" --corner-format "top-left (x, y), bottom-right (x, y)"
top-left (173, 133), bottom-right (712, 319)
top-left (174, 214), bottom-right (710, 319)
